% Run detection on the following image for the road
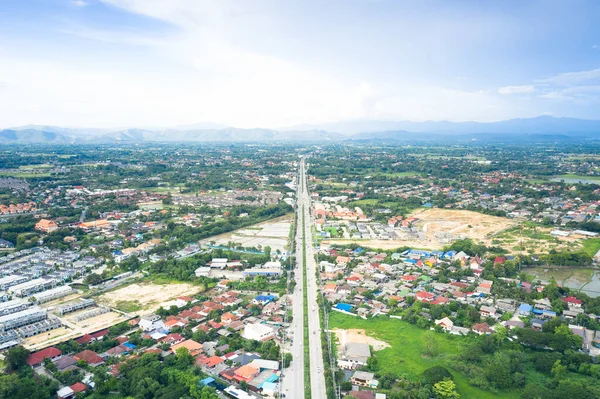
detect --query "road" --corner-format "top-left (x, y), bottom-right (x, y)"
top-left (281, 161), bottom-right (306, 398)
top-left (282, 157), bottom-right (327, 399)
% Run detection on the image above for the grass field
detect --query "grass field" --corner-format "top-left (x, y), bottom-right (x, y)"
top-left (554, 174), bottom-right (600, 182)
top-left (376, 171), bottom-right (420, 178)
top-left (18, 164), bottom-right (52, 169)
top-left (582, 238), bottom-right (600, 256)
top-left (329, 312), bottom-right (519, 399)
top-left (115, 300), bottom-right (143, 313)
top-left (347, 199), bottom-right (378, 206)
top-left (0, 171), bottom-right (51, 178)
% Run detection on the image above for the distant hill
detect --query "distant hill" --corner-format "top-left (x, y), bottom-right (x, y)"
top-left (1, 116), bottom-right (599, 144)
top-left (289, 115), bottom-right (600, 135)
top-left (0, 129), bottom-right (73, 143)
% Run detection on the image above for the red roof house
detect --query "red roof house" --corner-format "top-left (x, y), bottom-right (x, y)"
top-left (26, 347), bottom-right (62, 367)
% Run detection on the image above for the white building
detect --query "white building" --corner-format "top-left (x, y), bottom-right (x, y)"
top-left (242, 323), bottom-right (275, 341)
top-left (139, 314), bottom-right (165, 332)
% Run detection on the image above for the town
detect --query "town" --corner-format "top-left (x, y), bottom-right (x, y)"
top-left (1, 143), bottom-right (600, 399)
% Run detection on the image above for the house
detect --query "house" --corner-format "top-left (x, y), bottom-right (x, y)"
top-left (221, 312), bottom-right (240, 324)
top-left (139, 314), bottom-right (164, 331)
top-left (35, 219), bottom-right (58, 233)
top-left (435, 317), bottom-right (454, 332)
top-left (161, 333), bottom-right (185, 345)
top-left (26, 347), bottom-right (62, 367)
top-left (164, 318), bottom-right (187, 331)
top-left (242, 323), bottom-right (275, 342)
top-left (472, 322), bottom-right (493, 335)
top-left (324, 283), bottom-right (339, 294)
top-left (262, 302), bottom-right (280, 316)
top-left (562, 296), bottom-right (583, 308)
top-left (73, 350), bottom-right (104, 366)
top-left (54, 356), bottom-right (77, 372)
top-left (172, 339), bottom-right (203, 357)
top-left (517, 303), bottom-right (533, 316)
top-left (253, 295), bottom-right (276, 306)
top-left (70, 382), bottom-right (87, 395)
top-left (350, 371), bottom-right (378, 388)
top-left (57, 386), bottom-right (75, 399)
top-left (105, 345), bottom-right (129, 357)
top-left (339, 342), bottom-right (371, 369)
top-left (415, 291), bottom-right (434, 302)
top-left (234, 364), bottom-right (260, 382)
top-left (480, 305), bottom-right (497, 318)
top-left (531, 318), bottom-right (546, 331)
top-left (504, 319), bottom-right (525, 329)
top-left (201, 355), bottom-right (225, 369)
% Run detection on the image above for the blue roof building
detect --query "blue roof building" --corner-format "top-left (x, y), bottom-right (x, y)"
top-left (198, 377), bottom-right (215, 387)
top-left (518, 303), bottom-right (533, 315)
top-left (254, 295), bottom-right (277, 303)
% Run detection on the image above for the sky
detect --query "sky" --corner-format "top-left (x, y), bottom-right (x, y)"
top-left (1, 0), bottom-right (600, 129)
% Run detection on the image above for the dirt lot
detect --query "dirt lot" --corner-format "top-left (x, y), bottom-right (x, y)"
top-left (331, 328), bottom-right (390, 351)
top-left (22, 311), bottom-right (128, 351)
top-left (201, 215), bottom-right (292, 252)
top-left (409, 208), bottom-right (515, 244)
top-left (64, 310), bottom-right (127, 331)
top-left (96, 281), bottom-right (200, 314)
top-left (324, 209), bottom-right (516, 250)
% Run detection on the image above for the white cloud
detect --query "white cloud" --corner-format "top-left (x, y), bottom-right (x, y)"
top-left (72, 0), bottom-right (89, 6)
top-left (498, 85), bottom-right (535, 95)
top-left (536, 68), bottom-right (600, 86)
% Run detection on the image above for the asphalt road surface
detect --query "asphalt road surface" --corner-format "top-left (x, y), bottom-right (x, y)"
top-left (282, 157), bottom-right (327, 399)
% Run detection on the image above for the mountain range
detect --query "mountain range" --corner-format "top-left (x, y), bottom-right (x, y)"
top-left (1, 116), bottom-right (599, 144)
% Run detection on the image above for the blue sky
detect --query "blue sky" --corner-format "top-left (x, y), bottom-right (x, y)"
top-left (1, 0), bottom-right (599, 128)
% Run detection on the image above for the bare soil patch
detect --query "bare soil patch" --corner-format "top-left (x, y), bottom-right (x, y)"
top-left (96, 281), bottom-right (200, 314)
top-left (331, 328), bottom-right (390, 351)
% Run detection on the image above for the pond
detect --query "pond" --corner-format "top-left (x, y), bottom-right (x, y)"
top-left (528, 267), bottom-right (600, 297)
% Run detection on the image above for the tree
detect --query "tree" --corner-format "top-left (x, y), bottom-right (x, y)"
top-left (552, 360), bottom-right (567, 381)
top-left (175, 347), bottom-right (194, 369)
top-left (5, 346), bottom-right (29, 371)
top-left (494, 325), bottom-right (507, 348)
top-left (423, 331), bottom-right (439, 357)
top-left (136, 377), bottom-right (161, 399)
top-left (264, 246), bottom-right (271, 258)
top-left (283, 352), bottom-right (293, 368)
top-left (422, 366), bottom-right (453, 386)
top-left (433, 379), bottom-right (460, 399)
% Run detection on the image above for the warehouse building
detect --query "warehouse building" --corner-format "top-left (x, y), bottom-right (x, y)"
top-left (16, 317), bottom-right (61, 338)
top-left (0, 307), bottom-right (47, 332)
top-left (8, 278), bottom-right (58, 297)
top-left (0, 299), bottom-right (29, 316)
top-left (0, 275), bottom-right (29, 290)
top-left (56, 299), bottom-right (95, 316)
top-left (31, 285), bottom-right (74, 304)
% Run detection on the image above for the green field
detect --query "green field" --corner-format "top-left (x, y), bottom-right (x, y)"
top-left (347, 199), bottom-right (378, 206)
top-left (376, 171), bottom-right (420, 178)
top-left (329, 312), bottom-right (519, 399)
top-left (582, 238), bottom-right (600, 257)
top-left (0, 171), bottom-right (51, 178)
top-left (554, 174), bottom-right (600, 182)
top-left (115, 300), bottom-right (142, 313)
top-left (18, 164), bottom-right (52, 170)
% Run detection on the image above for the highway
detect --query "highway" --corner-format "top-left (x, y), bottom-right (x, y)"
top-left (283, 157), bottom-right (327, 399)
top-left (281, 160), bottom-right (305, 398)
